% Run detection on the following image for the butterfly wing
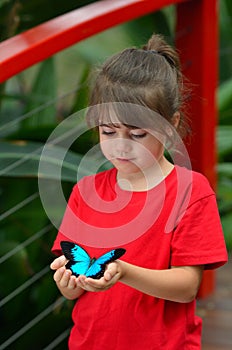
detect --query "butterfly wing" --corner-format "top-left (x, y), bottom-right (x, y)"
top-left (85, 248), bottom-right (126, 279)
top-left (60, 241), bottom-right (91, 277)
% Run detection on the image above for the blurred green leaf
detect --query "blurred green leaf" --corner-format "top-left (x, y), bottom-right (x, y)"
top-left (221, 213), bottom-right (232, 251)
top-left (6, 125), bottom-right (58, 142)
top-left (0, 0), bottom-right (12, 7)
top-left (0, 140), bottom-right (109, 182)
top-left (123, 10), bottom-right (173, 47)
top-left (0, 141), bottom-right (81, 181)
top-left (70, 64), bottom-right (90, 113)
top-left (0, 240), bottom-right (31, 321)
top-left (21, 58), bottom-right (57, 128)
top-left (219, 0), bottom-right (232, 83)
top-left (217, 126), bottom-right (232, 158)
top-left (17, 0), bottom-right (97, 31)
top-left (0, 0), bottom-right (21, 41)
top-left (217, 163), bottom-right (232, 178)
top-left (218, 79), bottom-right (232, 124)
top-left (217, 176), bottom-right (232, 217)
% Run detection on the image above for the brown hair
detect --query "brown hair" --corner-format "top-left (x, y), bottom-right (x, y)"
top-left (86, 33), bottom-right (189, 139)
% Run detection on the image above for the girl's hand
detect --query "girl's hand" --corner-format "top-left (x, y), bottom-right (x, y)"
top-left (76, 261), bottom-right (122, 292)
top-left (50, 255), bottom-right (85, 299)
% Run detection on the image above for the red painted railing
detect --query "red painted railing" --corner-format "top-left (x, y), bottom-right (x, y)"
top-left (0, 0), bottom-right (187, 83)
top-left (0, 0), bottom-right (218, 297)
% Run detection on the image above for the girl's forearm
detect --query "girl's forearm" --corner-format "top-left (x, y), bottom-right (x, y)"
top-left (118, 261), bottom-right (203, 303)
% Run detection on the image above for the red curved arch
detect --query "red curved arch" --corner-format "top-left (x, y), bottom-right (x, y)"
top-left (0, 0), bottom-right (186, 83)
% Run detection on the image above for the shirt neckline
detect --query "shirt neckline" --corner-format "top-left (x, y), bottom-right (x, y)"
top-left (109, 166), bottom-right (176, 195)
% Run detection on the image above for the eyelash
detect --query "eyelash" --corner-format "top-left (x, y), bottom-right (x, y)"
top-left (101, 130), bottom-right (147, 139)
top-left (101, 130), bottom-right (115, 136)
top-left (132, 133), bottom-right (147, 139)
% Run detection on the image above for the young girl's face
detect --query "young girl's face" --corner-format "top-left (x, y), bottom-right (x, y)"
top-left (99, 123), bottom-right (166, 175)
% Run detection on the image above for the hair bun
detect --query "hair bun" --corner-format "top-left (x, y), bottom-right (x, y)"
top-left (143, 34), bottom-right (180, 71)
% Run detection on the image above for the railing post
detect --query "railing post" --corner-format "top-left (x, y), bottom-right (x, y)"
top-left (176, 0), bottom-right (218, 297)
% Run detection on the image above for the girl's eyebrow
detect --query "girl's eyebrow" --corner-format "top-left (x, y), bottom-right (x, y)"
top-left (99, 123), bottom-right (115, 127)
top-left (99, 123), bottom-right (143, 130)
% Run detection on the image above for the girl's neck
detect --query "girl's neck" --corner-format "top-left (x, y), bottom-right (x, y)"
top-left (116, 157), bottom-right (174, 192)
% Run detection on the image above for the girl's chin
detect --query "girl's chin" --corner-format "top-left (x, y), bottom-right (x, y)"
top-left (114, 164), bottom-right (143, 175)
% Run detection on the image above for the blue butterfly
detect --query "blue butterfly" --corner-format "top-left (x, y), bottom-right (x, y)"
top-left (60, 241), bottom-right (126, 279)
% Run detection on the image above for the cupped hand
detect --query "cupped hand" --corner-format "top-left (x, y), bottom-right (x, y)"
top-left (50, 255), bottom-right (84, 299)
top-left (50, 255), bottom-right (76, 289)
top-left (76, 261), bottom-right (122, 292)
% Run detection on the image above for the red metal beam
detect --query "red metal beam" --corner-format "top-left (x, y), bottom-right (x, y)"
top-left (176, 0), bottom-right (218, 188)
top-left (176, 0), bottom-right (218, 297)
top-left (0, 0), bottom-right (187, 82)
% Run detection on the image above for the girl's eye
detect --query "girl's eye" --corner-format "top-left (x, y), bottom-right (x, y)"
top-left (131, 132), bottom-right (147, 139)
top-left (101, 129), bottom-right (115, 136)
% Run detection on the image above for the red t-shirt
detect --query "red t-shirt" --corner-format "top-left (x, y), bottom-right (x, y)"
top-left (52, 166), bottom-right (227, 350)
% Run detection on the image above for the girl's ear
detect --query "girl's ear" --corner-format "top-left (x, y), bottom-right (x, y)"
top-left (171, 111), bottom-right (181, 129)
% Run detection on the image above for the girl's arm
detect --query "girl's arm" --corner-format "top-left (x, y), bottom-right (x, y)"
top-left (118, 261), bottom-right (203, 303)
top-left (77, 261), bottom-right (203, 303)
top-left (50, 255), bottom-right (85, 300)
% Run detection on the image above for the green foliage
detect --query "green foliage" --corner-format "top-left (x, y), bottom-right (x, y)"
top-left (0, 140), bottom-right (84, 181)
top-left (0, 0), bottom-right (98, 40)
top-left (218, 80), bottom-right (232, 125)
top-left (219, 0), bottom-right (232, 83)
top-left (21, 58), bottom-right (57, 128)
top-left (217, 0), bottom-right (232, 252)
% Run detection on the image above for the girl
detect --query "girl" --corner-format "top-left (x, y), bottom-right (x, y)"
top-left (50, 34), bottom-right (228, 349)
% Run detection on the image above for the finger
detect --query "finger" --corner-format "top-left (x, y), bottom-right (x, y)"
top-left (104, 269), bottom-right (114, 281)
top-left (107, 271), bottom-right (121, 285)
top-left (54, 267), bottom-right (72, 288)
top-left (86, 268), bottom-right (121, 290)
top-left (76, 275), bottom-right (88, 289)
top-left (59, 269), bottom-right (73, 288)
top-left (53, 266), bottom-right (66, 282)
top-left (84, 276), bottom-right (111, 289)
top-left (76, 275), bottom-right (102, 292)
top-left (67, 275), bottom-right (77, 289)
top-left (50, 255), bottom-right (67, 270)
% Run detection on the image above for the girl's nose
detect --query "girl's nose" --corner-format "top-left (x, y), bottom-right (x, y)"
top-left (115, 138), bottom-right (132, 154)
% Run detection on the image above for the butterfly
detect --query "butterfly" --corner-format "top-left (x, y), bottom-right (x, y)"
top-left (60, 241), bottom-right (126, 279)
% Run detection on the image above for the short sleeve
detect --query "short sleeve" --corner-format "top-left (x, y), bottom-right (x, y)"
top-left (51, 231), bottom-right (71, 256)
top-left (171, 194), bottom-right (228, 269)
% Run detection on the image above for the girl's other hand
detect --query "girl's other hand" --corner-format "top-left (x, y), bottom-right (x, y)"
top-left (50, 255), bottom-right (67, 270)
top-left (50, 255), bottom-right (85, 299)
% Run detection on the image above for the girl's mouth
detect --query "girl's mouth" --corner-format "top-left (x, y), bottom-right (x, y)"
top-left (116, 157), bottom-right (134, 162)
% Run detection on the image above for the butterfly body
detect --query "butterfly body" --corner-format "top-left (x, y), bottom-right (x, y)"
top-left (60, 241), bottom-right (126, 279)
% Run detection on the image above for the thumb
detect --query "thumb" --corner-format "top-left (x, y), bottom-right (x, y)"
top-left (104, 262), bottom-right (118, 281)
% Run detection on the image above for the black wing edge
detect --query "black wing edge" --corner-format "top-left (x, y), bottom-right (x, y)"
top-left (113, 248), bottom-right (126, 261)
top-left (86, 249), bottom-right (126, 280)
top-left (60, 241), bottom-right (76, 260)
top-left (65, 260), bottom-right (80, 277)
